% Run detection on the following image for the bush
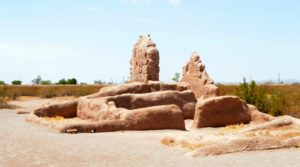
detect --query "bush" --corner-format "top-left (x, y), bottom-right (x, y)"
top-left (11, 80), bottom-right (22, 85)
top-left (94, 80), bottom-right (105, 85)
top-left (40, 80), bottom-right (52, 85)
top-left (57, 78), bottom-right (77, 85)
top-left (57, 79), bottom-right (67, 85)
top-left (0, 81), bottom-right (5, 85)
top-left (235, 78), bottom-right (284, 116)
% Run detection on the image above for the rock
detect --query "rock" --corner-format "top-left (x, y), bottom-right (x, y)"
top-left (130, 35), bottom-right (159, 82)
top-left (15, 109), bottom-right (31, 115)
top-left (242, 115), bottom-right (300, 132)
top-left (187, 136), bottom-right (300, 157)
top-left (181, 52), bottom-right (219, 99)
top-left (33, 100), bottom-right (78, 118)
top-left (198, 85), bottom-right (219, 100)
top-left (61, 105), bottom-right (186, 133)
top-left (121, 104), bottom-right (185, 130)
top-left (247, 104), bottom-right (274, 124)
top-left (193, 96), bottom-right (251, 128)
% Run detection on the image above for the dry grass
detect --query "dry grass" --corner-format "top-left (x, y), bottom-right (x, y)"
top-left (0, 97), bottom-right (8, 109)
top-left (224, 123), bottom-right (245, 132)
top-left (0, 97), bottom-right (19, 109)
top-left (44, 116), bottom-right (65, 121)
top-left (0, 85), bottom-right (104, 99)
top-left (42, 116), bottom-right (89, 124)
top-left (161, 137), bottom-right (176, 145)
top-left (217, 123), bottom-right (245, 136)
top-left (161, 137), bottom-right (205, 151)
top-left (178, 140), bottom-right (205, 150)
top-left (249, 130), bottom-right (300, 140)
top-left (245, 125), bottom-right (300, 140)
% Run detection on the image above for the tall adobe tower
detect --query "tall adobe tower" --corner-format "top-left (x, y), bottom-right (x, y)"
top-left (130, 35), bottom-right (160, 82)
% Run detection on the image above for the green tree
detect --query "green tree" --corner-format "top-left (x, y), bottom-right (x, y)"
top-left (67, 78), bottom-right (77, 85)
top-left (11, 80), bottom-right (22, 85)
top-left (32, 76), bottom-right (42, 85)
top-left (57, 78), bottom-right (77, 85)
top-left (57, 79), bottom-right (67, 85)
top-left (172, 73), bottom-right (180, 82)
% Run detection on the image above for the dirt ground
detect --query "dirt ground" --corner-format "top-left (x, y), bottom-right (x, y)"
top-left (0, 98), bottom-right (300, 167)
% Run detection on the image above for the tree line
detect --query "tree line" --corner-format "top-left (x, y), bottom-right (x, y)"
top-left (0, 76), bottom-right (78, 85)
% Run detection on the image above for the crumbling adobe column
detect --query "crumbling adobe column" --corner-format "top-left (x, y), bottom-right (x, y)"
top-left (181, 52), bottom-right (219, 99)
top-left (130, 35), bottom-right (160, 82)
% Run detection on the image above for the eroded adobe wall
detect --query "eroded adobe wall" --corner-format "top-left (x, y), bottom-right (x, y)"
top-left (181, 52), bottom-right (219, 99)
top-left (130, 35), bottom-right (160, 82)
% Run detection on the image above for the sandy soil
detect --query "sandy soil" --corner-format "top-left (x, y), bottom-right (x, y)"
top-left (1, 98), bottom-right (300, 167)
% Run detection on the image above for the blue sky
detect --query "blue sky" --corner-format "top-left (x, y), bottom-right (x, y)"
top-left (0, 0), bottom-right (299, 84)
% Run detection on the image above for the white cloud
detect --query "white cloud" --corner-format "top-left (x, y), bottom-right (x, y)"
top-left (168, 0), bottom-right (181, 5)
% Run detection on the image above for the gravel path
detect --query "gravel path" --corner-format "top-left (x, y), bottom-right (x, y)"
top-left (1, 109), bottom-right (300, 167)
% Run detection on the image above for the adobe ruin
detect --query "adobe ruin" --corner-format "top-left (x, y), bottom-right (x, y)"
top-left (27, 35), bottom-right (271, 133)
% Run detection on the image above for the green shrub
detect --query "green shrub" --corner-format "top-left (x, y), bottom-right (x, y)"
top-left (57, 79), bottom-right (67, 85)
top-left (11, 80), bottom-right (22, 85)
top-left (40, 80), bottom-right (52, 85)
top-left (235, 78), bottom-right (284, 116)
top-left (0, 81), bottom-right (5, 85)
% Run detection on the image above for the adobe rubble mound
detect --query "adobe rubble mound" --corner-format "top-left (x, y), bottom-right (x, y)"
top-left (27, 82), bottom-right (195, 133)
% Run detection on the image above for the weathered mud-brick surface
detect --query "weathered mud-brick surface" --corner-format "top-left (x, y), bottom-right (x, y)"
top-left (181, 52), bottom-right (219, 99)
top-left (193, 96), bottom-right (251, 128)
top-left (27, 82), bottom-right (195, 133)
top-left (130, 35), bottom-right (160, 82)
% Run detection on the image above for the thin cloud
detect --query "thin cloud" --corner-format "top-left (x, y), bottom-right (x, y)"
top-left (123, 0), bottom-right (181, 5)
top-left (125, 16), bottom-right (156, 24)
top-left (0, 43), bottom-right (80, 59)
top-left (85, 6), bottom-right (104, 12)
top-left (168, 0), bottom-right (181, 6)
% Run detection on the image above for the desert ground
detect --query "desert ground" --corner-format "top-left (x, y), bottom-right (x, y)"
top-left (0, 97), bottom-right (299, 167)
